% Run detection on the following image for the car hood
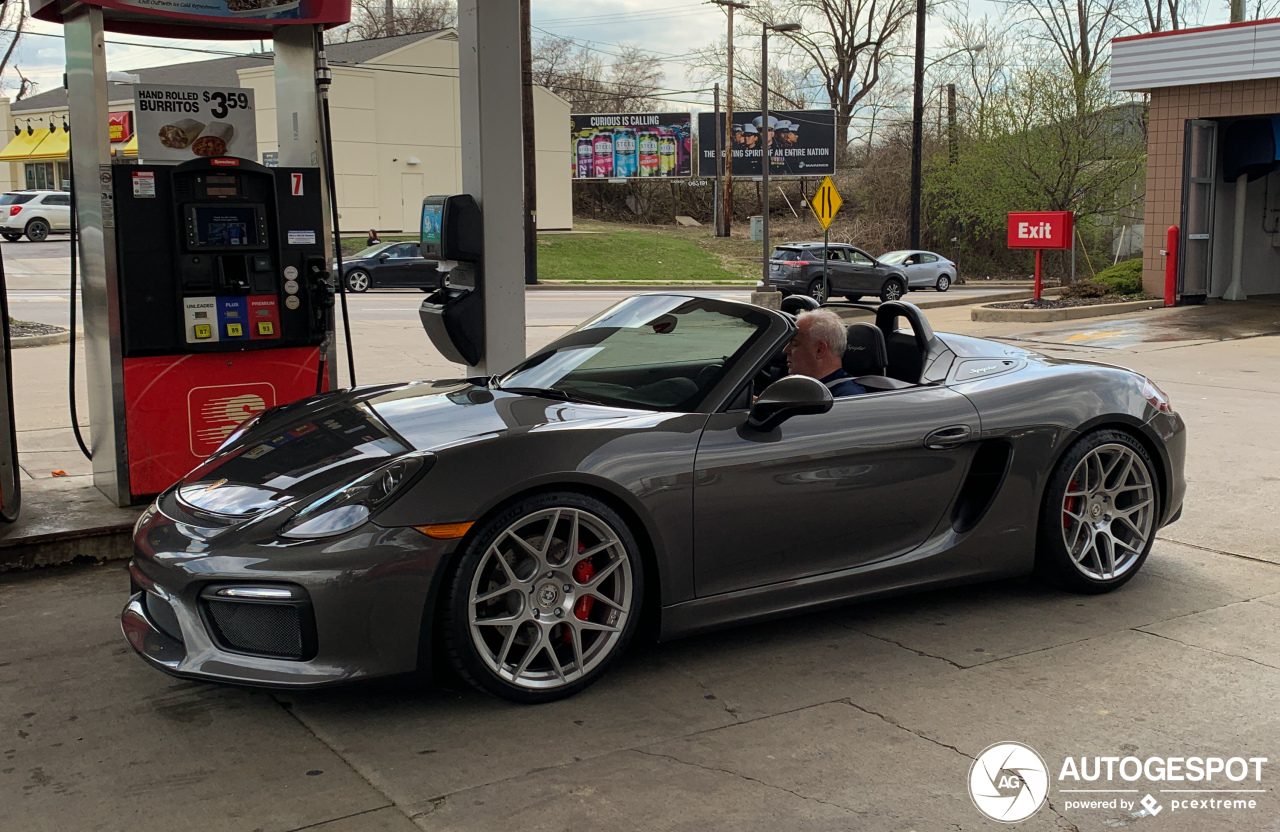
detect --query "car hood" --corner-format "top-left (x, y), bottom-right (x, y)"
top-left (175, 380), bottom-right (648, 517)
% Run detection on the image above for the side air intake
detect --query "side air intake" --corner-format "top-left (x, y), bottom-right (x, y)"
top-left (951, 440), bottom-right (1012, 534)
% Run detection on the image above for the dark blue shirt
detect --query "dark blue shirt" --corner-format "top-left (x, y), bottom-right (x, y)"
top-left (820, 369), bottom-right (867, 398)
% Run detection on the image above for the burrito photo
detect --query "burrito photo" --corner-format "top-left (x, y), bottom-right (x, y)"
top-left (158, 119), bottom-right (205, 149)
top-left (191, 122), bottom-right (235, 157)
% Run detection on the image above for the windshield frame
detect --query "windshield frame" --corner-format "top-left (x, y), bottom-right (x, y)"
top-left (499, 293), bottom-right (791, 414)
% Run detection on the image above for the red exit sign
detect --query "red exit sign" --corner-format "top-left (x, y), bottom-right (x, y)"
top-left (1007, 211), bottom-right (1074, 250)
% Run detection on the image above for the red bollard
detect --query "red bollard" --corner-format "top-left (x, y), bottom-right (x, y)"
top-left (1034, 249), bottom-right (1043, 300)
top-left (1164, 225), bottom-right (1178, 307)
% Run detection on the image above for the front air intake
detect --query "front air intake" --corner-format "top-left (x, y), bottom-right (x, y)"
top-left (198, 585), bottom-right (316, 660)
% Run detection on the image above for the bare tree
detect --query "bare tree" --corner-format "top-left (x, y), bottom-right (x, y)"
top-left (1010, 0), bottom-right (1126, 113)
top-left (757, 0), bottom-right (918, 160)
top-left (337, 0), bottom-right (455, 41)
top-left (532, 36), bottom-right (664, 113)
top-left (0, 0), bottom-right (27, 94)
top-left (936, 9), bottom-right (1016, 139)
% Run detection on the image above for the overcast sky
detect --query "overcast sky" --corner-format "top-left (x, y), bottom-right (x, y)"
top-left (6, 0), bottom-right (1232, 107)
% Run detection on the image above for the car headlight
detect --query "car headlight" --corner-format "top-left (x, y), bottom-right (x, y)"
top-left (281, 454), bottom-right (432, 539)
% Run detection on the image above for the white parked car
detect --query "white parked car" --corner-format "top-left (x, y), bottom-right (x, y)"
top-left (0, 190), bottom-right (72, 242)
top-left (877, 250), bottom-right (957, 292)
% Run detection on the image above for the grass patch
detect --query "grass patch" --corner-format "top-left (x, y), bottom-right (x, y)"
top-left (537, 226), bottom-right (751, 284)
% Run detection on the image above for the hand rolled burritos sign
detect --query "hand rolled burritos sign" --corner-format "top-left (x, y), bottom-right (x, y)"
top-left (135, 84), bottom-right (257, 163)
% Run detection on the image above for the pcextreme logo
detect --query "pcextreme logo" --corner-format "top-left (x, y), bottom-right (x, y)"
top-left (968, 742), bottom-right (1269, 823)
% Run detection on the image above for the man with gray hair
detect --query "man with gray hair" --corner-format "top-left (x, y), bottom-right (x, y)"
top-left (782, 309), bottom-right (867, 397)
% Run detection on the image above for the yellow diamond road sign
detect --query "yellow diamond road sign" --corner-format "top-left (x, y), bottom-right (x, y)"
top-left (812, 176), bottom-right (843, 230)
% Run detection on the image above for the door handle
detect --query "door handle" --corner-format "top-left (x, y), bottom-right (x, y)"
top-left (925, 425), bottom-right (971, 450)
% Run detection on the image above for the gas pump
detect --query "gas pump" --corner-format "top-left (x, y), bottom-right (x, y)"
top-left (32, 0), bottom-right (352, 506)
top-left (418, 194), bottom-right (485, 367)
top-left (111, 158), bottom-right (333, 496)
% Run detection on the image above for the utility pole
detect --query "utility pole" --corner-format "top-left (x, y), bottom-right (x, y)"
top-left (520, 0), bottom-right (538, 284)
top-left (909, 0), bottom-right (926, 249)
top-left (947, 83), bottom-right (960, 283)
top-left (385, 0), bottom-right (394, 35)
top-left (759, 21), bottom-right (801, 303)
top-left (713, 0), bottom-right (747, 238)
top-left (1231, 0), bottom-right (1244, 21)
top-left (713, 82), bottom-right (722, 233)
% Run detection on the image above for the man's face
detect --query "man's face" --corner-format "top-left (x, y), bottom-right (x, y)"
top-left (783, 317), bottom-right (827, 378)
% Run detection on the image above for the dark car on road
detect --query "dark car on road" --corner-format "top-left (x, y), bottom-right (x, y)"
top-left (339, 241), bottom-right (440, 292)
top-left (765, 242), bottom-right (910, 303)
top-left (124, 294), bottom-right (1186, 705)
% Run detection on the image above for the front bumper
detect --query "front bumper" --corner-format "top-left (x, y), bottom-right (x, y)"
top-left (122, 497), bottom-right (458, 688)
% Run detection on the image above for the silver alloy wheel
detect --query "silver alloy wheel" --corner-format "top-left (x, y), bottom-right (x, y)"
top-left (468, 507), bottom-right (633, 691)
top-left (883, 280), bottom-right (903, 301)
top-left (1060, 443), bottom-right (1155, 581)
top-left (347, 270), bottom-right (370, 292)
top-left (936, 275), bottom-right (951, 292)
top-left (809, 279), bottom-right (827, 302)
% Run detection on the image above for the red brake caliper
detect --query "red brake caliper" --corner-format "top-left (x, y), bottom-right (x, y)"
top-left (1063, 479), bottom-right (1079, 529)
top-left (563, 545), bottom-right (595, 644)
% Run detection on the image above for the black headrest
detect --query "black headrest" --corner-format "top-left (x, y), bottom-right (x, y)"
top-left (843, 322), bottom-right (887, 377)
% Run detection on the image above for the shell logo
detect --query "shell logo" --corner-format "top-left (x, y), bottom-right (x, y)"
top-left (188, 383), bottom-right (276, 456)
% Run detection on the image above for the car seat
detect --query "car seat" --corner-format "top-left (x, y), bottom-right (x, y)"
top-left (843, 323), bottom-right (914, 391)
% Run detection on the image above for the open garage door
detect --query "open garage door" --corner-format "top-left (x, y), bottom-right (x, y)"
top-left (1179, 119), bottom-right (1216, 304)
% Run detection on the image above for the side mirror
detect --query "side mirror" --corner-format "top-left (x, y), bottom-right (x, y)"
top-left (747, 375), bottom-right (833, 432)
top-left (378, 254), bottom-right (390, 262)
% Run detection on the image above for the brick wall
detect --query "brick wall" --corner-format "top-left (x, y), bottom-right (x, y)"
top-left (1144, 78), bottom-right (1280, 294)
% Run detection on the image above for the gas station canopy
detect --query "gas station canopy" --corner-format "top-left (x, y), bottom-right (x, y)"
top-left (31, 0), bottom-right (351, 39)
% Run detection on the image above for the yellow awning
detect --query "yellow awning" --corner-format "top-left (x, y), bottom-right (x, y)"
top-left (0, 130), bottom-right (50, 162)
top-left (27, 129), bottom-right (69, 161)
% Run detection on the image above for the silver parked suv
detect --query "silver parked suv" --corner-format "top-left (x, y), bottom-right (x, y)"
top-left (0, 190), bottom-right (72, 242)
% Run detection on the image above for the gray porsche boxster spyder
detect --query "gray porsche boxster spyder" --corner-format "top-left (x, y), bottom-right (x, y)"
top-left (124, 294), bottom-right (1186, 703)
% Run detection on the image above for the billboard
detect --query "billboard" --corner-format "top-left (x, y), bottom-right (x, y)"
top-left (109, 112), bottom-right (134, 143)
top-left (571, 113), bottom-right (692, 179)
top-left (135, 85), bottom-right (257, 162)
top-left (697, 110), bottom-right (836, 177)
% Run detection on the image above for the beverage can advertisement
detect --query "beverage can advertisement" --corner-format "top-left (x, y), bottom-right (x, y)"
top-left (593, 132), bottom-right (615, 178)
top-left (637, 131), bottom-right (660, 177)
top-left (570, 113), bottom-right (691, 179)
top-left (613, 129), bottom-right (638, 178)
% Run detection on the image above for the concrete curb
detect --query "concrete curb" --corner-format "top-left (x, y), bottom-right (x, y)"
top-left (971, 298), bottom-right (1161, 323)
top-left (12, 330), bottom-right (70, 349)
top-left (0, 525), bottom-right (134, 571)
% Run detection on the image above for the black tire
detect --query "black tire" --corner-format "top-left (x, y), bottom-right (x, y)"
top-left (879, 278), bottom-right (905, 303)
top-left (936, 274), bottom-right (952, 292)
top-left (1034, 429), bottom-right (1160, 594)
top-left (1, 232), bottom-right (21, 242)
top-left (345, 269), bottom-right (371, 292)
top-left (442, 491), bottom-right (645, 704)
top-left (843, 294), bottom-right (863, 302)
top-left (24, 219), bottom-right (49, 243)
top-left (807, 278), bottom-right (828, 303)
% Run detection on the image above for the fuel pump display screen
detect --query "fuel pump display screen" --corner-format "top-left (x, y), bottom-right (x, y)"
top-left (186, 204), bottom-right (268, 250)
top-left (204, 175), bottom-right (239, 196)
top-left (422, 202), bottom-right (443, 245)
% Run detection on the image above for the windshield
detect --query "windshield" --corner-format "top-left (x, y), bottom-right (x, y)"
top-left (351, 242), bottom-right (396, 259)
top-left (0, 193), bottom-right (34, 206)
top-left (499, 295), bottom-right (773, 412)
top-left (877, 251), bottom-right (911, 265)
